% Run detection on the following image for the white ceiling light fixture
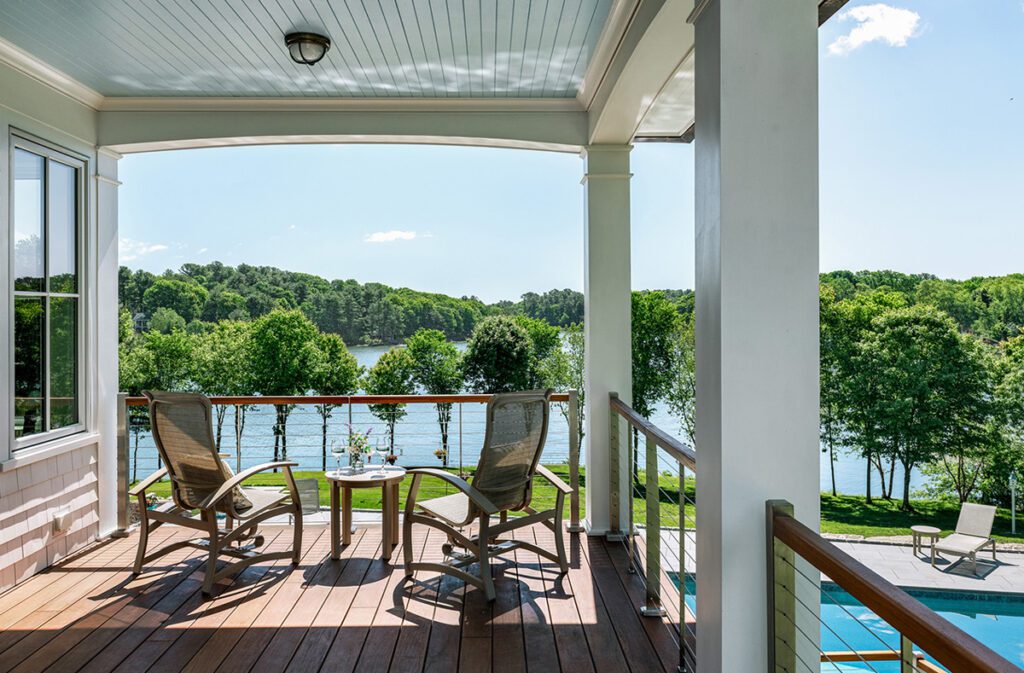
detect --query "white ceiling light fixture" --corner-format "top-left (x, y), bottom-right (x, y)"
top-left (285, 32), bottom-right (331, 66)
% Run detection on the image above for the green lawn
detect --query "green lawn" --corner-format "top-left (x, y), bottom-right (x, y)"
top-left (137, 467), bottom-right (1024, 543)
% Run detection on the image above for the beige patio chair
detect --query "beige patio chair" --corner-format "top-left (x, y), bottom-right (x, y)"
top-left (131, 391), bottom-right (304, 595)
top-left (932, 502), bottom-right (997, 576)
top-left (402, 389), bottom-right (571, 601)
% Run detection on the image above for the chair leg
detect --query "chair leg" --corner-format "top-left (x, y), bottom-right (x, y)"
top-left (478, 514), bottom-right (496, 602)
top-left (203, 514), bottom-right (220, 596)
top-left (553, 493), bottom-right (568, 573)
top-left (972, 552), bottom-right (978, 577)
top-left (133, 496), bottom-right (150, 574)
top-left (291, 506), bottom-right (303, 565)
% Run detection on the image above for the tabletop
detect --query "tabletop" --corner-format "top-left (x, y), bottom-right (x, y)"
top-left (325, 465), bottom-right (407, 485)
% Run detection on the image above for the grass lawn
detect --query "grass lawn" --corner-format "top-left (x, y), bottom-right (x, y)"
top-left (137, 467), bottom-right (1024, 543)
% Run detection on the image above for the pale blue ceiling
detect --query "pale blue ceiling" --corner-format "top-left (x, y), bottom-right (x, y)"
top-left (0, 0), bottom-right (614, 98)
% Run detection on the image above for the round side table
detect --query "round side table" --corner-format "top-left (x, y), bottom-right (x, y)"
top-left (911, 524), bottom-right (941, 562)
top-left (326, 466), bottom-right (407, 562)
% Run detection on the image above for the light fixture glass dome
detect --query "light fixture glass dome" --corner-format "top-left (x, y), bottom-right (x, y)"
top-left (285, 32), bottom-right (331, 66)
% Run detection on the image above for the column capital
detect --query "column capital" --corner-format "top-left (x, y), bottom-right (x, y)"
top-left (582, 144), bottom-right (633, 183)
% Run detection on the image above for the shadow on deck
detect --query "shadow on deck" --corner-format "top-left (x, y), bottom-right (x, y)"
top-left (0, 523), bottom-right (680, 673)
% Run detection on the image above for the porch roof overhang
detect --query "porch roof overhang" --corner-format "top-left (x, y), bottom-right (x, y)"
top-left (0, 0), bottom-right (702, 153)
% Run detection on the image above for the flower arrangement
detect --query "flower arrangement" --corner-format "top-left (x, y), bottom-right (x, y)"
top-left (346, 426), bottom-right (373, 456)
top-left (433, 448), bottom-right (447, 460)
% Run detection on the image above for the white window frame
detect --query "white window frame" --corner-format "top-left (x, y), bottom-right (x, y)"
top-left (9, 132), bottom-right (88, 452)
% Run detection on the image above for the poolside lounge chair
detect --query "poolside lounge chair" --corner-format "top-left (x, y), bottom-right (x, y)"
top-left (402, 389), bottom-right (571, 601)
top-left (932, 503), bottom-right (997, 576)
top-left (131, 391), bottom-right (304, 595)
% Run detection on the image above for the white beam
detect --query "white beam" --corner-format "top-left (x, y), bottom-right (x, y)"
top-left (95, 150), bottom-right (120, 537)
top-left (582, 145), bottom-right (633, 535)
top-left (692, 0), bottom-right (820, 671)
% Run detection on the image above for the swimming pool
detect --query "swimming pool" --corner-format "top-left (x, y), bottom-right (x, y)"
top-left (673, 575), bottom-right (1024, 671)
top-left (819, 584), bottom-right (1024, 671)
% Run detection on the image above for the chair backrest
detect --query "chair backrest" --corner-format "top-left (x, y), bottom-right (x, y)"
top-left (955, 503), bottom-right (996, 538)
top-left (294, 478), bottom-right (321, 515)
top-left (144, 391), bottom-right (244, 512)
top-left (472, 389), bottom-right (552, 512)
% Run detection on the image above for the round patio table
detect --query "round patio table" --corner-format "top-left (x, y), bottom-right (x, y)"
top-left (326, 466), bottom-right (406, 562)
top-left (911, 524), bottom-right (941, 561)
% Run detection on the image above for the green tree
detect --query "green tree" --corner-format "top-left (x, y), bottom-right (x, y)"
top-left (148, 307), bottom-right (186, 333)
top-left (249, 310), bottom-right (320, 463)
top-left (405, 329), bottom-right (463, 465)
top-left (192, 321), bottom-right (255, 451)
top-left (666, 314), bottom-right (696, 447)
top-left (988, 336), bottom-right (1024, 505)
top-left (631, 291), bottom-right (679, 418)
top-left (310, 333), bottom-right (361, 470)
top-left (142, 278), bottom-right (209, 323)
top-left (513, 315), bottom-right (561, 388)
top-left (364, 347), bottom-right (416, 452)
top-left (537, 323), bottom-right (586, 442)
top-left (462, 316), bottom-right (533, 393)
top-left (848, 306), bottom-right (992, 510)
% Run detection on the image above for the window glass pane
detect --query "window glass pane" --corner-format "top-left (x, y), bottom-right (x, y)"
top-left (14, 149), bottom-right (44, 292)
top-left (48, 161), bottom-right (78, 294)
top-left (14, 297), bottom-right (45, 438)
top-left (50, 297), bottom-right (79, 429)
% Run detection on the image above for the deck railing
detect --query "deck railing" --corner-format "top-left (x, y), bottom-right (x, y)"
top-left (609, 392), bottom-right (697, 673)
top-left (116, 391), bottom-right (580, 530)
top-left (767, 501), bottom-right (1020, 673)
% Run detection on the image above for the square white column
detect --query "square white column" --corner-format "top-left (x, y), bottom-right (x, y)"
top-left (692, 0), bottom-right (820, 670)
top-left (95, 149), bottom-right (121, 536)
top-left (582, 145), bottom-right (632, 536)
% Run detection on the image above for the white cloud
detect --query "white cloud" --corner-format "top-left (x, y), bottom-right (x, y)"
top-left (119, 237), bottom-right (169, 261)
top-left (828, 4), bottom-right (920, 56)
top-left (364, 230), bottom-right (418, 243)
top-left (197, 247), bottom-right (209, 254)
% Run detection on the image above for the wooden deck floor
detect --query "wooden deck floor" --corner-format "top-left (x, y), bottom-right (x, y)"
top-left (0, 523), bottom-right (680, 673)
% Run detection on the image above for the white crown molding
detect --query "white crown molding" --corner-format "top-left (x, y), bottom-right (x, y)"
top-left (576, 0), bottom-right (643, 110)
top-left (98, 96), bottom-right (585, 113)
top-left (0, 36), bottom-right (103, 109)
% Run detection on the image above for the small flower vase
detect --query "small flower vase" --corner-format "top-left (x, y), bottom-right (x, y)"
top-left (349, 452), bottom-right (365, 473)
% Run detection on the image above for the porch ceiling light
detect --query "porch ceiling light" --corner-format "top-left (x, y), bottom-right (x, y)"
top-left (285, 32), bottom-right (331, 66)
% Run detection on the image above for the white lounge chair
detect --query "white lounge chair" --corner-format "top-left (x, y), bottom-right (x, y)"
top-left (932, 503), bottom-right (997, 576)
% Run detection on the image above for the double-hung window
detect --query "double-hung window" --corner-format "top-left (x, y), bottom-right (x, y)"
top-left (11, 135), bottom-right (85, 447)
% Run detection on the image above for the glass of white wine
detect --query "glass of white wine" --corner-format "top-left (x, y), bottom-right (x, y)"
top-left (330, 439), bottom-right (344, 477)
top-left (374, 439), bottom-right (390, 476)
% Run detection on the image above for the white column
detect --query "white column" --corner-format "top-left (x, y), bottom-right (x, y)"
top-left (95, 149), bottom-right (121, 536)
top-left (692, 0), bottom-right (820, 671)
top-left (582, 145), bottom-right (632, 536)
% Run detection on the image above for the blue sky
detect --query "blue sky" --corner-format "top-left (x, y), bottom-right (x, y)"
top-left (119, 0), bottom-right (1024, 303)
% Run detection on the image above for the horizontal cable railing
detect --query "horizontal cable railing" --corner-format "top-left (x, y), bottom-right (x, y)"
top-left (609, 392), bottom-right (697, 673)
top-left (767, 500), bottom-right (1020, 673)
top-left (116, 391), bottom-right (580, 532)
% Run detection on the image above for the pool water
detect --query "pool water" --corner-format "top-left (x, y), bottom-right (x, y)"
top-left (672, 575), bottom-right (1024, 671)
top-left (819, 585), bottom-right (1024, 671)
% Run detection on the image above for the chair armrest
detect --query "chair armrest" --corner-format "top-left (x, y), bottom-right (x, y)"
top-left (129, 467), bottom-right (169, 497)
top-left (535, 465), bottom-right (573, 495)
top-left (406, 467), bottom-right (499, 515)
top-left (196, 461), bottom-right (298, 510)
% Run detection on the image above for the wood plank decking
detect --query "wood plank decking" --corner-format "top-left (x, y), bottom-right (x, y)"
top-left (0, 524), bottom-right (680, 673)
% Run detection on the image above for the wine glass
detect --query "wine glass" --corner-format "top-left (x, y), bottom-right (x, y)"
top-left (330, 439), bottom-right (344, 477)
top-left (374, 439), bottom-right (390, 476)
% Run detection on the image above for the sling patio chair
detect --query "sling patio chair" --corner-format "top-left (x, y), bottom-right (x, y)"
top-left (402, 389), bottom-right (571, 601)
top-left (932, 502), bottom-right (998, 576)
top-left (131, 391), bottom-right (304, 595)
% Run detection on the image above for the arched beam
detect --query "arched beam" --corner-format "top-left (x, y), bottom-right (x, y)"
top-left (97, 102), bottom-right (588, 154)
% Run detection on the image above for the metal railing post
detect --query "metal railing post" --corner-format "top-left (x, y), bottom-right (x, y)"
top-left (680, 461), bottom-right (689, 672)
top-left (641, 433), bottom-right (667, 617)
top-left (235, 405), bottom-right (243, 474)
top-left (900, 635), bottom-right (915, 673)
top-left (608, 392), bottom-right (623, 541)
top-left (767, 500), bottom-right (796, 673)
top-left (113, 392), bottom-right (130, 537)
top-left (458, 403), bottom-right (464, 478)
top-left (567, 389), bottom-right (582, 533)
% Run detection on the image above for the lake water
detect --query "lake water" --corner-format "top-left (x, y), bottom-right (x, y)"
top-left (128, 342), bottom-right (927, 498)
